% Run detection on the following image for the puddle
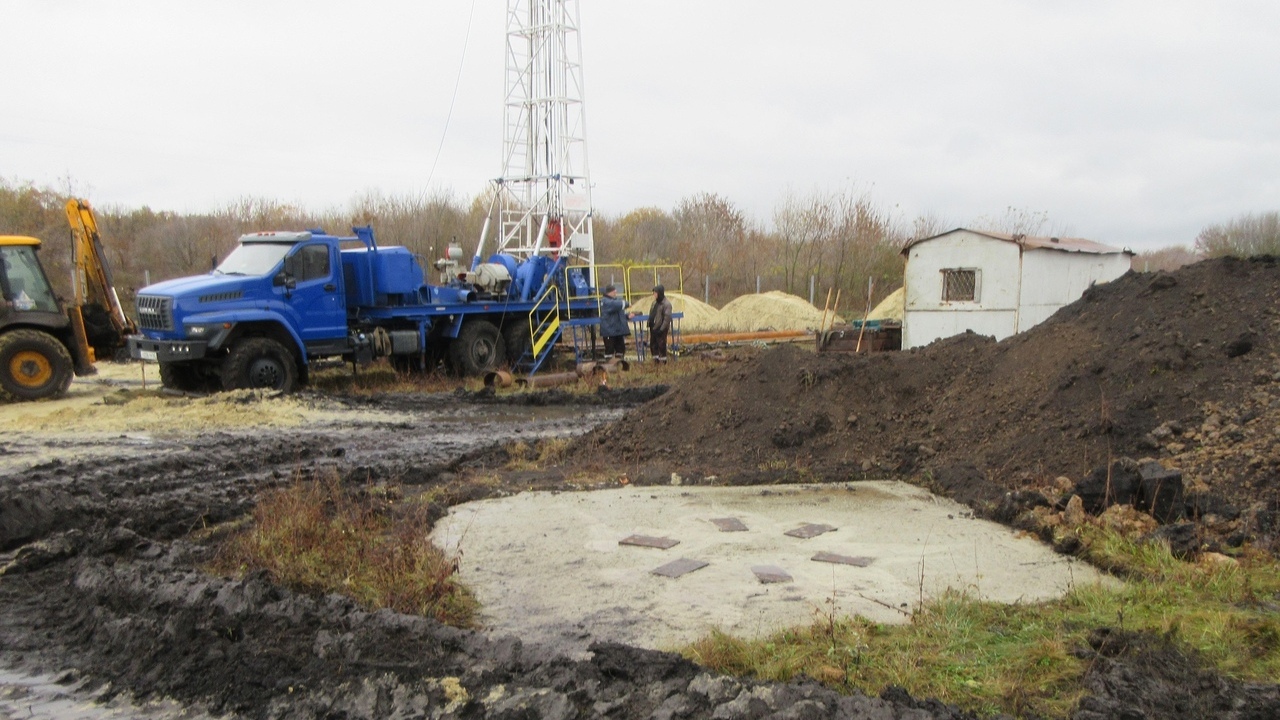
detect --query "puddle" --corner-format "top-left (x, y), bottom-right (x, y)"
top-left (0, 669), bottom-right (210, 720)
top-left (432, 481), bottom-right (1115, 654)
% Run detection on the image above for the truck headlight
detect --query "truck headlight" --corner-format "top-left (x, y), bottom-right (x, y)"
top-left (186, 324), bottom-right (210, 337)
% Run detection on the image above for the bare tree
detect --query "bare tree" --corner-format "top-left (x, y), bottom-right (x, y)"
top-left (604, 206), bottom-right (679, 264)
top-left (970, 206), bottom-right (1051, 236)
top-left (1131, 245), bottom-right (1200, 272)
top-left (673, 193), bottom-right (749, 298)
top-left (1195, 212), bottom-right (1280, 257)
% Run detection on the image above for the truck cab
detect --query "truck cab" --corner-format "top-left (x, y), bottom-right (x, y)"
top-left (129, 230), bottom-right (350, 393)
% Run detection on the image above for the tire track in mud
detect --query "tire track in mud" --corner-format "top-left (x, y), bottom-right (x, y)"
top-left (0, 395), bottom-right (979, 719)
top-left (0, 434), bottom-right (334, 552)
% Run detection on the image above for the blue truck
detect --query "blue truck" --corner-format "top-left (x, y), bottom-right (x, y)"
top-left (127, 226), bottom-right (599, 392)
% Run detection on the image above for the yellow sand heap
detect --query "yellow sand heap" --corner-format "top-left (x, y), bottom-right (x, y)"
top-left (625, 291), bottom-right (720, 332)
top-left (711, 291), bottom-right (833, 332)
top-left (866, 287), bottom-right (904, 322)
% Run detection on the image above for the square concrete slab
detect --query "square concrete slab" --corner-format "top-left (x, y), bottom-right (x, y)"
top-left (652, 558), bottom-right (709, 578)
top-left (710, 517), bottom-right (748, 532)
top-left (751, 565), bottom-right (793, 583)
top-left (785, 523), bottom-right (837, 539)
top-left (433, 481), bottom-right (1116, 654)
top-left (619, 534), bottom-right (680, 549)
top-left (812, 551), bottom-right (874, 567)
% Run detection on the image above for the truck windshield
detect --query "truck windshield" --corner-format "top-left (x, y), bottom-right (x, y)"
top-left (215, 242), bottom-right (294, 276)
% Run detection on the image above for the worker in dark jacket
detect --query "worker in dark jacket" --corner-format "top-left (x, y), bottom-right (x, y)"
top-left (599, 284), bottom-right (630, 359)
top-left (648, 284), bottom-right (673, 363)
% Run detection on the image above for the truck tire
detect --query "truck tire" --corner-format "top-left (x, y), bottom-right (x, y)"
top-left (0, 329), bottom-right (75, 401)
top-left (449, 320), bottom-right (506, 376)
top-left (221, 338), bottom-right (298, 393)
top-left (159, 361), bottom-right (210, 393)
top-left (502, 320), bottom-right (532, 365)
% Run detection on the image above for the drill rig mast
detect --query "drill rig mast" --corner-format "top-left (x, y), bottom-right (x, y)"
top-left (475, 0), bottom-right (594, 273)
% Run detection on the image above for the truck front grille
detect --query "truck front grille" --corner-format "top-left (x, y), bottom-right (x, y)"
top-left (135, 295), bottom-right (174, 331)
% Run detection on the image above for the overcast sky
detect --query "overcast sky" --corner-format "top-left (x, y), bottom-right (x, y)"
top-left (4, 0), bottom-right (1278, 250)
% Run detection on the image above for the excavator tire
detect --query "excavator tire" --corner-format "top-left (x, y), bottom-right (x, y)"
top-left (449, 320), bottom-right (506, 376)
top-left (0, 329), bottom-right (75, 401)
top-left (220, 338), bottom-right (297, 393)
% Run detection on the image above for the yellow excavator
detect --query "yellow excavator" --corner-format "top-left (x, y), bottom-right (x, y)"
top-left (0, 200), bottom-right (135, 400)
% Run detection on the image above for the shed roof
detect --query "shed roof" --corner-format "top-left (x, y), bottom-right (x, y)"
top-left (901, 228), bottom-right (1132, 256)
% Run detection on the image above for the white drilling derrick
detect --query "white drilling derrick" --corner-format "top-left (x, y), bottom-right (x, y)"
top-left (474, 0), bottom-right (594, 273)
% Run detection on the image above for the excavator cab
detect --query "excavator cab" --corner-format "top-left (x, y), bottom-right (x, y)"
top-left (0, 236), bottom-right (94, 400)
top-left (1, 240), bottom-right (60, 314)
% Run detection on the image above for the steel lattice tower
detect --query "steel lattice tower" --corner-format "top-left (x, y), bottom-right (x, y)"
top-left (477, 0), bottom-right (594, 270)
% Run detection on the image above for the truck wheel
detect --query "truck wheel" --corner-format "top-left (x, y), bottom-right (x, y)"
top-left (159, 361), bottom-right (208, 393)
top-left (221, 338), bottom-right (297, 393)
top-left (503, 320), bottom-right (532, 365)
top-left (0, 329), bottom-right (75, 401)
top-left (449, 320), bottom-right (506, 376)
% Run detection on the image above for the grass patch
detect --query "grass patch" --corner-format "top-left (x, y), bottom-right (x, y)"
top-left (685, 528), bottom-right (1280, 718)
top-left (212, 472), bottom-right (477, 627)
top-left (504, 438), bottom-right (571, 471)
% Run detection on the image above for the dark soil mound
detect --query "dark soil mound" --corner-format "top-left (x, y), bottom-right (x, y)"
top-left (572, 257), bottom-right (1280, 545)
top-left (0, 533), bottom-right (984, 719)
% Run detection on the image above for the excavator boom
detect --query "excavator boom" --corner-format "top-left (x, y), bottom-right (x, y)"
top-left (65, 199), bottom-right (136, 357)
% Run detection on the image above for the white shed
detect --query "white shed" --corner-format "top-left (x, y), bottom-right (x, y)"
top-left (900, 229), bottom-right (1132, 349)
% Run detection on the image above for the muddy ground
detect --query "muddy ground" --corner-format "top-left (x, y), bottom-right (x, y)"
top-left (0, 376), bottom-right (986, 720)
top-left (1, 258), bottom-right (1280, 719)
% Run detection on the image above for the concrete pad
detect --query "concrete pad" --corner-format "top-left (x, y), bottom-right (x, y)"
top-left (431, 481), bottom-right (1113, 654)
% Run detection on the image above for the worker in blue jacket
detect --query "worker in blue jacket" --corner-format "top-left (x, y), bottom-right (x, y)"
top-left (599, 284), bottom-right (631, 359)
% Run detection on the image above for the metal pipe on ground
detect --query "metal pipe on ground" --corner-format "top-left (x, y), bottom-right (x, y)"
top-left (484, 370), bottom-right (514, 388)
top-left (577, 359), bottom-right (630, 376)
top-left (679, 330), bottom-right (811, 344)
top-left (516, 371), bottom-right (580, 389)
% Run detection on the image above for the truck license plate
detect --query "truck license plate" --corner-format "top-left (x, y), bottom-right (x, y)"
top-left (139, 350), bottom-right (158, 362)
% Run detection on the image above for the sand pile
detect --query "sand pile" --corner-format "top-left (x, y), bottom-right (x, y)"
top-left (625, 291), bottom-right (719, 331)
top-left (866, 287), bottom-right (904, 322)
top-left (710, 291), bottom-right (833, 332)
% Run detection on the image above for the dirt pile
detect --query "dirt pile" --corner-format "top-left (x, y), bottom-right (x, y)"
top-left (571, 257), bottom-right (1280, 548)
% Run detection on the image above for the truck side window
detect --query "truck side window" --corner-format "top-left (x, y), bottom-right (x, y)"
top-left (287, 245), bottom-right (331, 282)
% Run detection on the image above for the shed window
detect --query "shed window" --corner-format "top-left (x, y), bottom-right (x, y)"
top-left (942, 269), bottom-right (977, 302)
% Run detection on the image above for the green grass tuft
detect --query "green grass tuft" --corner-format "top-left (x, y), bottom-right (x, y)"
top-left (686, 528), bottom-right (1280, 718)
top-left (211, 472), bottom-right (477, 627)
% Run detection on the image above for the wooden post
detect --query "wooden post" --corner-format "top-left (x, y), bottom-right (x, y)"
top-left (854, 278), bottom-right (874, 353)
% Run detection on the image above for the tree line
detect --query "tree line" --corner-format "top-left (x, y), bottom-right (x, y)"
top-left (0, 178), bottom-right (1265, 313)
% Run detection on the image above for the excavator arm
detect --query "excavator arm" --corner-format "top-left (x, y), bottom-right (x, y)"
top-left (65, 199), bottom-right (136, 361)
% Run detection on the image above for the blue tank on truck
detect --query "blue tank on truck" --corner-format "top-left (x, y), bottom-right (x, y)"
top-left (128, 225), bottom-right (598, 393)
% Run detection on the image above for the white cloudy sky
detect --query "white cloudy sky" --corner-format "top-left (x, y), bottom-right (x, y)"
top-left (4, 0), bottom-right (1278, 250)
